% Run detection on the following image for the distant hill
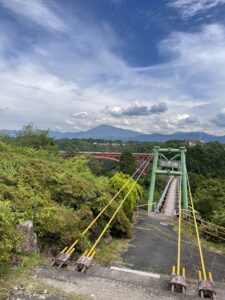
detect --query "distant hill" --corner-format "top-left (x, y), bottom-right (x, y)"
top-left (49, 125), bottom-right (141, 140)
top-left (0, 130), bottom-right (19, 137)
top-left (129, 131), bottom-right (225, 143)
top-left (48, 125), bottom-right (225, 143)
top-left (1, 124), bottom-right (225, 143)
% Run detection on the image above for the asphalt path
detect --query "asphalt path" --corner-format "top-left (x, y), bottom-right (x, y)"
top-left (122, 211), bottom-right (225, 282)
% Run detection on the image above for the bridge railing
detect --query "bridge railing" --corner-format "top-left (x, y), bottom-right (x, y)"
top-left (180, 208), bottom-right (225, 243)
top-left (155, 176), bottom-right (174, 213)
top-left (135, 202), bottom-right (157, 216)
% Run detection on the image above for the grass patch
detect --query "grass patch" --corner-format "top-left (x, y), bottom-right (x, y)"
top-left (0, 253), bottom-right (89, 300)
top-left (0, 253), bottom-right (42, 299)
top-left (95, 238), bottom-right (130, 265)
top-left (20, 279), bottom-right (90, 300)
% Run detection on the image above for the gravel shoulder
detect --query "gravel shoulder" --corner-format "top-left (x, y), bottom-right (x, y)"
top-left (33, 264), bottom-right (225, 300)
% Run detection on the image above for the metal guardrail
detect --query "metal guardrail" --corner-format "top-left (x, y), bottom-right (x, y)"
top-left (155, 176), bottom-right (174, 213)
top-left (136, 202), bottom-right (156, 216)
top-left (135, 204), bottom-right (225, 243)
top-left (181, 209), bottom-right (225, 243)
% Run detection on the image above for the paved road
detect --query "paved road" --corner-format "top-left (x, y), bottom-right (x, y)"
top-left (122, 211), bottom-right (225, 282)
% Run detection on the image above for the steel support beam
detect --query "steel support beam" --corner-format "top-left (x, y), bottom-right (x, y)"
top-left (180, 147), bottom-right (188, 210)
top-left (155, 170), bottom-right (183, 176)
top-left (148, 147), bottom-right (159, 215)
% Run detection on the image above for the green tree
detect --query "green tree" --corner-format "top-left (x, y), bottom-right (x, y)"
top-left (16, 123), bottom-right (57, 151)
top-left (120, 152), bottom-right (135, 175)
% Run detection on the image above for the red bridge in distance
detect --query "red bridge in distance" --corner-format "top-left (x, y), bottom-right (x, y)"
top-left (80, 152), bottom-right (153, 174)
top-left (77, 152), bottom-right (152, 163)
top-left (59, 151), bottom-right (152, 162)
top-left (59, 151), bottom-right (153, 174)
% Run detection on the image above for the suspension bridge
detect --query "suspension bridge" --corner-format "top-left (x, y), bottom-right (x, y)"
top-left (51, 146), bottom-right (225, 299)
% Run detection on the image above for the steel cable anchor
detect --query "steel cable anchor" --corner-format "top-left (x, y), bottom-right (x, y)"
top-left (170, 266), bottom-right (187, 294)
top-left (74, 250), bottom-right (95, 272)
top-left (198, 271), bottom-right (216, 299)
top-left (51, 247), bottom-right (75, 268)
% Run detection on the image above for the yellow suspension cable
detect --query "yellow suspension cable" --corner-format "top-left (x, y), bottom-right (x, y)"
top-left (187, 174), bottom-right (207, 281)
top-left (86, 159), bottom-right (150, 257)
top-left (65, 156), bottom-right (152, 254)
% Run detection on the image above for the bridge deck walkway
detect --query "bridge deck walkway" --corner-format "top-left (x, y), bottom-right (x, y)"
top-left (163, 177), bottom-right (178, 216)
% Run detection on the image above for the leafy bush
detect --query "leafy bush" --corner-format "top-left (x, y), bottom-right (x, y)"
top-left (0, 201), bottom-right (19, 264)
top-left (110, 172), bottom-right (143, 219)
top-left (0, 142), bottom-right (145, 264)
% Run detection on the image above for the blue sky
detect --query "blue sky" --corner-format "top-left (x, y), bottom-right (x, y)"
top-left (0, 0), bottom-right (225, 134)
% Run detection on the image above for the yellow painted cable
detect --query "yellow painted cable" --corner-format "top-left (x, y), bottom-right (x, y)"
top-left (60, 246), bottom-right (68, 253)
top-left (177, 177), bottom-right (182, 276)
top-left (90, 251), bottom-right (96, 258)
top-left (86, 159), bottom-right (150, 257)
top-left (69, 248), bottom-right (75, 255)
top-left (198, 270), bottom-right (202, 280)
top-left (187, 174), bottom-right (207, 281)
top-left (65, 156), bottom-right (151, 254)
top-left (208, 272), bottom-right (213, 282)
top-left (66, 239), bottom-right (79, 254)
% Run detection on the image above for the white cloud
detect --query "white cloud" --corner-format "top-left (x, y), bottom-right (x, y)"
top-left (65, 120), bottom-right (75, 125)
top-left (104, 102), bottom-right (168, 117)
top-left (169, 0), bottom-right (225, 18)
top-left (0, 0), bottom-right (68, 32)
top-left (71, 112), bottom-right (89, 118)
top-left (0, 2), bottom-right (225, 134)
top-left (157, 24), bottom-right (225, 102)
top-left (177, 114), bottom-right (190, 121)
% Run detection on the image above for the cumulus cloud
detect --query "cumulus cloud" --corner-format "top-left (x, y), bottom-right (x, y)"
top-left (213, 113), bottom-right (225, 127)
top-left (104, 102), bottom-right (168, 117)
top-left (138, 23), bottom-right (225, 124)
top-left (169, 0), bottom-right (225, 18)
top-left (172, 114), bottom-right (199, 126)
top-left (211, 108), bottom-right (225, 127)
top-left (180, 116), bottom-right (198, 125)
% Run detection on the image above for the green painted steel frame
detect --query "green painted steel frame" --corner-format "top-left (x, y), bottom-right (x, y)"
top-left (148, 146), bottom-right (188, 215)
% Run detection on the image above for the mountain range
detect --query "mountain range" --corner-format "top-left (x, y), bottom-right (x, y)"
top-left (1, 124), bottom-right (225, 143)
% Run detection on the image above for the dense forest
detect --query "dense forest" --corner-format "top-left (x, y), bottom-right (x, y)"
top-left (0, 124), bottom-right (225, 271)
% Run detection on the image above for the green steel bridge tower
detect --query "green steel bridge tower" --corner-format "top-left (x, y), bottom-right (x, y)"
top-left (148, 146), bottom-right (188, 215)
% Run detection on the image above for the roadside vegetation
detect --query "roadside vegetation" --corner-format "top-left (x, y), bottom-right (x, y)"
top-left (0, 124), bottom-right (225, 282)
top-left (0, 125), bottom-right (143, 274)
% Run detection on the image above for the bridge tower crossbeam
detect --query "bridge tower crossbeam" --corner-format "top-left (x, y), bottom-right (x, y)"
top-left (148, 146), bottom-right (188, 215)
